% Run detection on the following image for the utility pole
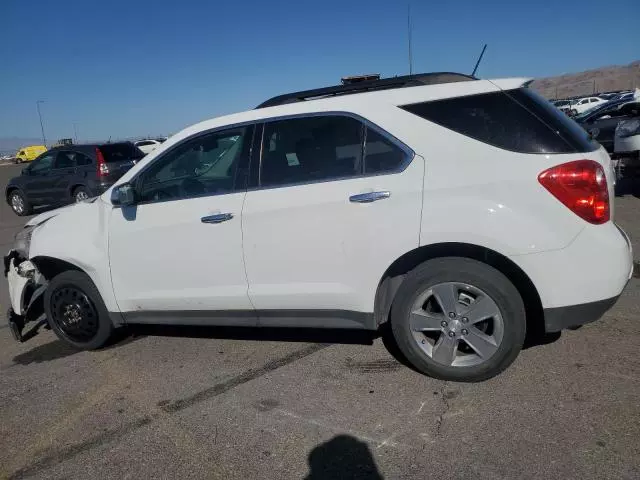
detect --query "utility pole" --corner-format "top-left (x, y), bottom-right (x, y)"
top-left (36, 100), bottom-right (47, 147)
top-left (73, 123), bottom-right (78, 143)
top-left (407, 4), bottom-right (413, 75)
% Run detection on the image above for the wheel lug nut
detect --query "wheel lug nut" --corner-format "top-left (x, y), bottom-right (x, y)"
top-left (461, 329), bottom-right (468, 335)
top-left (448, 331), bottom-right (455, 338)
top-left (462, 317), bottom-right (468, 323)
top-left (448, 312), bottom-right (456, 318)
top-left (440, 321), bottom-right (448, 328)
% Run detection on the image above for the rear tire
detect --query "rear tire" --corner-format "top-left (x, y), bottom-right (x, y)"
top-left (45, 270), bottom-right (114, 350)
top-left (390, 257), bottom-right (526, 382)
top-left (73, 186), bottom-right (90, 203)
top-left (8, 190), bottom-right (32, 216)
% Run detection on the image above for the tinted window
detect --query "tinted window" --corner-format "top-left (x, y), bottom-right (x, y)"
top-left (54, 152), bottom-right (75, 169)
top-left (100, 143), bottom-right (144, 162)
top-left (260, 116), bottom-right (363, 187)
top-left (30, 153), bottom-right (55, 173)
top-left (138, 126), bottom-right (253, 203)
top-left (401, 88), bottom-right (598, 154)
top-left (76, 152), bottom-right (92, 166)
top-left (136, 140), bottom-right (154, 147)
top-left (364, 127), bottom-right (407, 174)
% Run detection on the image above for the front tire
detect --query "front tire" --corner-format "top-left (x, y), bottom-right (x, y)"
top-left (8, 190), bottom-right (32, 216)
top-left (390, 257), bottom-right (526, 382)
top-left (45, 270), bottom-right (114, 350)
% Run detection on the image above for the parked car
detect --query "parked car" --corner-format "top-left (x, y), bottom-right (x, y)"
top-left (134, 139), bottom-right (162, 155)
top-left (5, 142), bottom-right (144, 216)
top-left (574, 100), bottom-right (639, 152)
top-left (15, 145), bottom-right (47, 163)
top-left (570, 96), bottom-right (609, 115)
top-left (4, 73), bottom-right (632, 382)
top-left (613, 109), bottom-right (640, 184)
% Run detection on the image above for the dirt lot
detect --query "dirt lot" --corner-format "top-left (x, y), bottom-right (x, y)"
top-left (0, 163), bottom-right (639, 479)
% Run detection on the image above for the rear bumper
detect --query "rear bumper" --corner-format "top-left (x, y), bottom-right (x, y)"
top-left (510, 222), bottom-right (633, 330)
top-left (543, 296), bottom-right (620, 332)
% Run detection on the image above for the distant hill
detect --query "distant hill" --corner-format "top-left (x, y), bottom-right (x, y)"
top-left (530, 61), bottom-right (640, 99)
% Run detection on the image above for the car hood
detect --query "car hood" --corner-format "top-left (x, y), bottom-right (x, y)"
top-left (25, 197), bottom-right (99, 227)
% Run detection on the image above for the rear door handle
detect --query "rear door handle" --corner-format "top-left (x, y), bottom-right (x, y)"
top-left (201, 213), bottom-right (234, 224)
top-left (349, 191), bottom-right (391, 203)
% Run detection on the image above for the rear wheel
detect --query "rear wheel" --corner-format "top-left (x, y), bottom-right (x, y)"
top-left (8, 190), bottom-right (32, 216)
top-left (390, 257), bottom-right (526, 382)
top-left (73, 186), bottom-right (90, 203)
top-left (45, 271), bottom-right (114, 350)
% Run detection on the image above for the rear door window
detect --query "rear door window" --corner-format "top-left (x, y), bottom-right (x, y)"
top-left (54, 151), bottom-right (75, 169)
top-left (364, 127), bottom-right (408, 174)
top-left (260, 115), bottom-right (363, 187)
top-left (401, 88), bottom-right (598, 154)
top-left (75, 152), bottom-right (93, 166)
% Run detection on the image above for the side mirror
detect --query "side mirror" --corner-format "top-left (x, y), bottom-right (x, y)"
top-left (111, 183), bottom-right (136, 207)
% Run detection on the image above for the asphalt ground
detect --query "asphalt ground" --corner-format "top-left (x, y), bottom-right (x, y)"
top-left (0, 162), bottom-right (639, 479)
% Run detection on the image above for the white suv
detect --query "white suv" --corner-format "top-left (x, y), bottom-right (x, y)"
top-left (4, 73), bottom-right (633, 382)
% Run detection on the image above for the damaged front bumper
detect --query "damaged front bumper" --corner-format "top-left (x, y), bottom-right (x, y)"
top-left (4, 250), bottom-right (47, 342)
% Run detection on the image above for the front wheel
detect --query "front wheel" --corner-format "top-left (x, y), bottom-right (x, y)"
top-left (390, 257), bottom-right (526, 382)
top-left (44, 270), bottom-right (114, 350)
top-left (8, 190), bottom-right (32, 216)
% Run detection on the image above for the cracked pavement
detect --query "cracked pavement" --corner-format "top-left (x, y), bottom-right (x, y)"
top-left (0, 163), bottom-right (639, 479)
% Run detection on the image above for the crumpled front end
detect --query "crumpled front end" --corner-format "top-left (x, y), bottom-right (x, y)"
top-left (4, 250), bottom-right (48, 342)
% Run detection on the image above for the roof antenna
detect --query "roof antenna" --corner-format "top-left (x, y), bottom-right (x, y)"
top-left (471, 44), bottom-right (487, 77)
top-left (407, 4), bottom-right (413, 75)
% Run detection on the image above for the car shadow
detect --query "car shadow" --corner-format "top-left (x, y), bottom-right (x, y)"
top-left (12, 339), bottom-right (79, 365)
top-left (305, 434), bottom-right (383, 480)
top-left (120, 323), bottom-right (378, 346)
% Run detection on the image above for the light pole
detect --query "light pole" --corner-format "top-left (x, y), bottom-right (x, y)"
top-left (73, 123), bottom-right (78, 143)
top-left (36, 100), bottom-right (47, 147)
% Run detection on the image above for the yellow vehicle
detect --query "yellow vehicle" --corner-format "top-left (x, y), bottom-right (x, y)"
top-left (15, 145), bottom-right (47, 163)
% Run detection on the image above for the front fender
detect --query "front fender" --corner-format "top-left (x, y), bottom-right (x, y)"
top-left (28, 199), bottom-right (118, 312)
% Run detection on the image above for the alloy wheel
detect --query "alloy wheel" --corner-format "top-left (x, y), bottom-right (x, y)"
top-left (10, 193), bottom-right (24, 215)
top-left (409, 282), bottom-right (504, 367)
top-left (75, 191), bottom-right (89, 202)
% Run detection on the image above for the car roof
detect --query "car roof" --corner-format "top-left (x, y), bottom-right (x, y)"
top-left (168, 76), bottom-right (531, 144)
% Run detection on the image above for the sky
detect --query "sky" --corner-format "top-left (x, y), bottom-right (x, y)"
top-left (1, 0), bottom-right (639, 143)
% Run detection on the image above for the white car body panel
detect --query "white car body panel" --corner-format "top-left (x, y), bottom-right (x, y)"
top-left (242, 156), bottom-right (424, 313)
top-left (28, 199), bottom-right (118, 312)
top-left (108, 192), bottom-right (252, 313)
top-left (7, 259), bottom-right (30, 315)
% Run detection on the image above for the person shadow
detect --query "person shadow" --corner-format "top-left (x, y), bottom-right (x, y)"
top-left (305, 434), bottom-right (383, 479)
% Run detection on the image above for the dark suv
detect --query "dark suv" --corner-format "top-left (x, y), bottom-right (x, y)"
top-left (6, 142), bottom-right (144, 216)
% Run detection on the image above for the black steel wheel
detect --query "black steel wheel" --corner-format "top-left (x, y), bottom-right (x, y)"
top-left (49, 286), bottom-right (99, 342)
top-left (45, 270), bottom-right (114, 349)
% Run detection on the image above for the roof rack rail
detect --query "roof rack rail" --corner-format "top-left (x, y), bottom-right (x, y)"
top-left (256, 72), bottom-right (477, 109)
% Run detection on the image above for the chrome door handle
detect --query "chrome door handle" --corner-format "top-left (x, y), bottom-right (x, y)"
top-left (201, 213), bottom-right (234, 224)
top-left (349, 191), bottom-right (391, 203)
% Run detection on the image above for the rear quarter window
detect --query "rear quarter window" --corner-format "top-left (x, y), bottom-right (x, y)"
top-left (99, 143), bottom-right (145, 162)
top-left (401, 88), bottom-right (598, 154)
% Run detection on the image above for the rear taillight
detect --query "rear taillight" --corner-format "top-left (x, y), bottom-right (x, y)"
top-left (538, 160), bottom-right (609, 224)
top-left (96, 148), bottom-right (109, 177)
